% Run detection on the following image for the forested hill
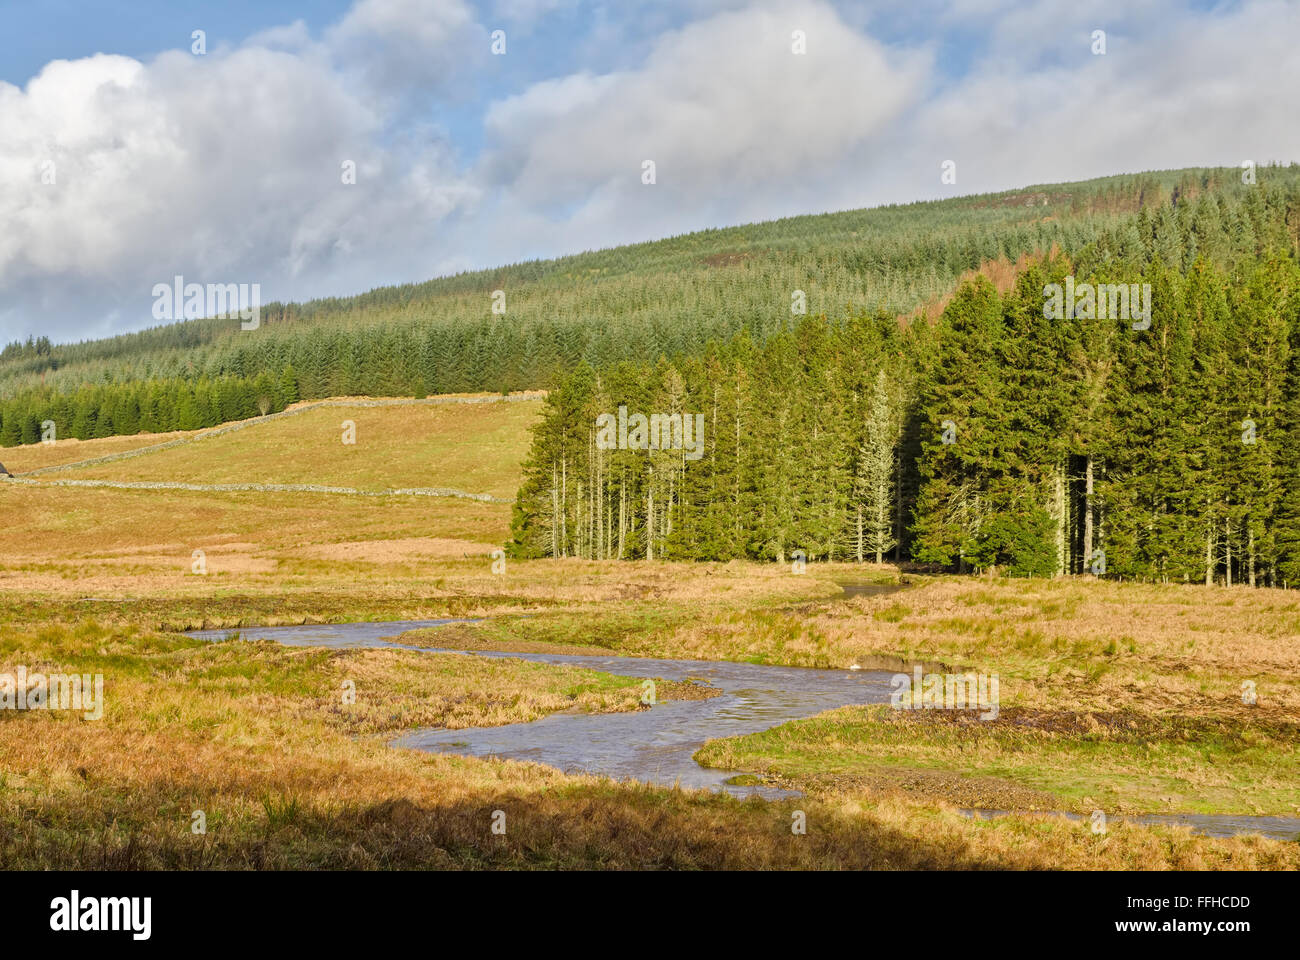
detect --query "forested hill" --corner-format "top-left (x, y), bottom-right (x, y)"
top-left (0, 167), bottom-right (1272, 445)
top-left (509, 165), bottom-right (1300, 586)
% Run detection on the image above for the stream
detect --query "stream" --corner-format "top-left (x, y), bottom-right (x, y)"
top-left (187, 588), bottom-right (1300, 842)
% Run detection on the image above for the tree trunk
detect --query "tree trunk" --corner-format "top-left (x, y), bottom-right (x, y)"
top-left (894, 465), bottom-right (903, 562)
top-left (1054, 462), bottom-right (1066, 576)
top-left (575, 481), bottom-right (583, 560)
top-left (560, 457), bottom-right (568, 557)
top-left (1225, 519), bottom-right (1232, 587)
top-left (550, 464), bottom-right (560, 560)
top-left (618, 478), bottom-right (626, 560)
top-left (875, 487), bottom-right (886, 564)
top-left (1082, 456), bottom-right (1094, 574)
top-left (646, 470), bottom-right (654, 562)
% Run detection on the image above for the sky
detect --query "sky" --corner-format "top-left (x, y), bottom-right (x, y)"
top-left (0, 0), bottom-right (1296, 344)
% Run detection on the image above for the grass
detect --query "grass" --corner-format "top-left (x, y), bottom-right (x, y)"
top-left (3, 395), bottom-right (1299, 868)
top-left (0, 429), bottom-right (192, 473)
top-left (0, 484), bottom-right (511, 600)
top-left (8, 395), bottom-right (542, 500)
top-left (4, 612), bottom-right (1295, 870)
top-left (695, 704), bottom-right (1300, 817)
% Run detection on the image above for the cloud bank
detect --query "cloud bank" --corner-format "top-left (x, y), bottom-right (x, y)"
top-left (1, 0), bottom-right (1298, 342)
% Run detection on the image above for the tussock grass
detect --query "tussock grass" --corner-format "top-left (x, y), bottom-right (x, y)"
top-left (5, 422), bottom-right (1299, 869)
top-left (696, 704), bottom-right (1300, 817)
top-left (4, 609), bottom-right (1295, 869)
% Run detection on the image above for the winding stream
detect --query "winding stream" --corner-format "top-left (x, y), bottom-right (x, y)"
top-left (189, 616), bottom-right (896, 800)
top-left (188, 594), bottom-right (1300, 842)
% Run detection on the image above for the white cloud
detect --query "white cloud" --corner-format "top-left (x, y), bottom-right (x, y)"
top-left (891, 0), bottom-right (1300, 198)
top-left (0, 0), bottom-right (481, 341)
top-left (3, 0), bottom-right (1300, 344)
top-left (486, 1), bottom-right (926, 195)
top-left (472, 0), bottom-right (1300, 265)
top-left (327, 0), bottom-right (485, 99)
top-left (474, 0), bottom-right (927, 253)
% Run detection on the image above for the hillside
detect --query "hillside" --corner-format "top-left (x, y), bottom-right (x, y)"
top-left (5, 394), bottom-right (542, 501)
top-left (4, 166), bottom-right (1285, 447)
top-left (0, 394), bottom-right (540, 598)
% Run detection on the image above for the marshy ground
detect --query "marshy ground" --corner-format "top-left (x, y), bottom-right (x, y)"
top-left (2, 397), bottom-right (1297, 869)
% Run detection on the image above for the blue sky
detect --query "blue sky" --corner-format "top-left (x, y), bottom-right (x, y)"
top-left (0, 0), bottom-right (1294, 343)
top-left (0, 1), bottom-right (352, 86)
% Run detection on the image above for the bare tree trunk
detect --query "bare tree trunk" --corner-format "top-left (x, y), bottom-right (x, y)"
top-left (1082, 456), bottom-right (1094, 574)
top-left (593, 448), bottom-right (601, 560)
top-left (550, 464), bottom-right (560, 560)
top-left (875, 489), bottom-right (885, 564)
top-left (646, 470), bottom-right (654, 562)
top-left (560, 457), bottom-right (568, 557)
top-left (1054, 462), bottom-right (1066, 576)
top-left (894, 465), bottom-right (903, 562)
top-left (1225, 519), bottom-right (1232, 587)
top-left (575, 481), bottom-right (583, 560)
top-left (1249, 526), bottom-right (1257, 588)
top-left (618, 478), bottom-right (626, 560)
top-left (734, 413), bottom-right (742, 542)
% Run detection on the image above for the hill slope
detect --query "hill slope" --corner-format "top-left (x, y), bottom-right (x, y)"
top-left (6, 167), bottom-right (1285, 449)
top-left (3, 394), bottom-right (541, 500)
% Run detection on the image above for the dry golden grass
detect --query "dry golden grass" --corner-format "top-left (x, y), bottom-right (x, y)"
top-left (797, 575), bottom-right (1300, 714)
top-left (0, 483), bottom-right (510, 598)
top-left (27, 397), bottom-right (541, 499)
top-left (4, 400), bottom-right (1298, 869)
top-left (3, 617), bottom-right (1294, 870)
top-left (0, 429), bottom-right (192, 473)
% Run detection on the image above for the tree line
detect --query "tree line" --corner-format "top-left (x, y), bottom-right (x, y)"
top-left (511, 179), bottom-right (1300, 586)
top-left (0, 368), bottom-right (298, 446)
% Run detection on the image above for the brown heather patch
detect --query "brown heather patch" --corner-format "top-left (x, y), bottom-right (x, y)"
top-left (780, 770), bottom-right (1060, 813)
top-left (699, 251), bottom-right (755, 268)
top-left (4, 712), bottom-right (1296, 870)
top-left (909, 252), bottom-right (1042, 324)
top-left (300, 537), bottom-right (501, 563)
